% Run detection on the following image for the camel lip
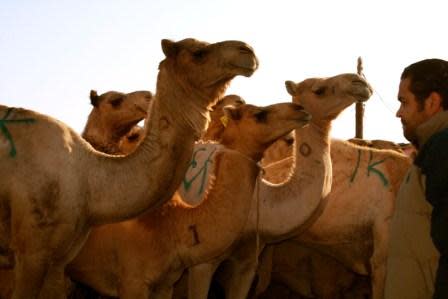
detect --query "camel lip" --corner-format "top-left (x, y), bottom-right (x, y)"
top-left (294, 112), bottom-right (312, 126)
top-left (229, 60), bottom-right (259, 77)
top-left (355, 90), bottom-right (373, 103)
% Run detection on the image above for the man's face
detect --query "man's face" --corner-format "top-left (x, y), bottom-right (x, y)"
top-left (396, 78), bottom-right (432, 144)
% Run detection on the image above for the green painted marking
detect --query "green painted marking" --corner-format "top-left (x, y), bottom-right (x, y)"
top-left (0, 108), bottom-right (36, 157)
top-left (350, 149), bottom-right (389, 187)
top-left (405, 172), bottom-right (411, 184)
top-left (350, 149), bottom-right (362, 183)
top-left (183, 147), bottom-right (217, 195)
top-left (367, 151), bottom-right (389, 187)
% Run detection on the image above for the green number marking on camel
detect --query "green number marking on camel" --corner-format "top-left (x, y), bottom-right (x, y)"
top-left (350, 149), bottom-right (390, 187)
top-left (183, 146), bottom-right (217, 195)
top-left (0, 108), bottom-right (36, 157)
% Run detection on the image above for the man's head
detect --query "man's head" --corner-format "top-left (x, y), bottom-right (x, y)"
top-left (396, 58), bottom-right (448, 145)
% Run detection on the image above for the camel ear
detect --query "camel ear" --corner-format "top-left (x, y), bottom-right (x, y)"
top-left (285, 81), bottom-right (297, 96)
top-left (223, 105), bottom-right (242, 122)
top-left (162, 39), bottom-right (178, 58)
top-left (90, 90), bottom-right (99, 107)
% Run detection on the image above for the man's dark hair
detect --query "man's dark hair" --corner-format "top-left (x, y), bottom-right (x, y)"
top-left (401, 58), bottom-right (448, 110)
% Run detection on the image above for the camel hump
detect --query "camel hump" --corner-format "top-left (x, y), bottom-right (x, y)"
top-left (178, 142), bottom-right (223, 206)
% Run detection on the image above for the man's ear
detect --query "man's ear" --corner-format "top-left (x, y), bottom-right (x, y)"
top-left (425, 92), bottom-right (443, 116)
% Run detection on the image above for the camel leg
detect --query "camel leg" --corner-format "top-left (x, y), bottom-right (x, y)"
top-left (370, 220), bottom-right (389, 299)
top-left (188, 262), bottom-right (220, 299)
top-left (251, 245), bottom-right (274, 298)
top-left (38, 265), bottom-right (67, 299)
top-left (11, 252), bottom-right (50, 299)
top-left (225, 258), bottom-right (258, 299)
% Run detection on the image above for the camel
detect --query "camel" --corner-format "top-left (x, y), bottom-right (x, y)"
top-left (251, 90), bottom-right (412, 299)
top-left (65, 102), bottom-right (312, 298)
top-left (81, 89), bottom-right (152, 154)
top-left (185, 73), bottom-right (373, 299)
top-left (0, 37), bottom-right (258, 299)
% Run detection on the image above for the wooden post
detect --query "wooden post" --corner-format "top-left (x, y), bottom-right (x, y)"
top-left (356, 57), bottom-right (364, 139)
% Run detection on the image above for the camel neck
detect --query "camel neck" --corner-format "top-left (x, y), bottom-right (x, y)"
top-left (256, 122), bottom-right (332, 240)
top-left (85, 89), bottom-right (211, 225)
top-left (173, 149), bottom-right (261, 266)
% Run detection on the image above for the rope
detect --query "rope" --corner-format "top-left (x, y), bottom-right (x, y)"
top-left (254, 165), bottom-right (265, 267)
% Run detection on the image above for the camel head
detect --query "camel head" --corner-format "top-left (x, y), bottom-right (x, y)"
top-left (88, 89), bottom-right (152, 137)
top-left (219, 103), bottom-right (311, 161)
top-left (201, 94), bottom-right (246, 141)
top-left (285, 73), bottom-right (373, 124)
top-left (158, 38), bottom-right (259, 108)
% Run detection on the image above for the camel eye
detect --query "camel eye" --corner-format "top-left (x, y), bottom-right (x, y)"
top-left (110, 97), bottom-right (123, 108)
top-left (254, 110), bottom-right (268, 123)
top-left (127, 133), bottom-right (140, 142)
top-left (193, 49), bottom-right (207, 60)
top-left (313, 86), bottom-right (326, 96)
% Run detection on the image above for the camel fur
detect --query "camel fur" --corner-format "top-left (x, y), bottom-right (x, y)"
top-left (0, 37), bottom-right (258, 299)
top-left (82, 89), bottom-right (152, 154)
top-left (254, 86), bottom-right (412, 299)
top-left (65, 102), bottom-right (311, 298)
top-left (184, 73), bottom-right (373, 299)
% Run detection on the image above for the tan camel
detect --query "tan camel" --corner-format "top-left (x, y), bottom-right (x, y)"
top-left (81, 89), bottom-right (152, 154)
top-left (186, 73), bottom-right (373, 299)
top-left (253, 96), bottom-right (412, 298)
top-left (65, 102), bottom-right (311, 299)
top-left (0, 37), bottom-right (258, 299)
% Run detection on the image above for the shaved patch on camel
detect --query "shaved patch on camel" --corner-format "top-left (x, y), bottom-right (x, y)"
top-left (179, 143), bottom-right (223, 206)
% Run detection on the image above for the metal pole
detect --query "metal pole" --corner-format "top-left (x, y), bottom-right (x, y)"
top-left (356, 57), bottom-right (365, 139)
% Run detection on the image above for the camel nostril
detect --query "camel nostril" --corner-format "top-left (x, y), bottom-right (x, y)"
top-left (295, 105), bottom-right (305, 110)
top-left (239, 46), bottom-right (253, 55)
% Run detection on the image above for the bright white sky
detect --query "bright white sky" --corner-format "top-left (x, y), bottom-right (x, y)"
top-left (1, 0), bottom-right (447, 143)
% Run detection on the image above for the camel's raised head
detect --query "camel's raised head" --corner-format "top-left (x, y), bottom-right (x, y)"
top-left (159, 38), bottom-right (258, 106)
top-left (285, 73), bottom-right (373, 122)
top-left (89, 89), bottom-right (152, 136)
top-left (220, 103), bottom-right (311, 161)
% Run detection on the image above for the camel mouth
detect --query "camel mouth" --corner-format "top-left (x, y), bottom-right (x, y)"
top-left (294, 112), bottom-right (312, 126)
top-left (229, 62), bottom-right (259, 77)
top-left (351, 80), bottom-right (373, 103)
top-left (229, 53), bottom-right (259, 77)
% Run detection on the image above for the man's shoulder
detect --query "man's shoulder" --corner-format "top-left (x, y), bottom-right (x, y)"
top-left (415, 127), bottom-right (448, 168)
top-left (427, 127), bottom-right (448, 149)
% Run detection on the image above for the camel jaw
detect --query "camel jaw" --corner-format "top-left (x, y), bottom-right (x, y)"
top-left (229, 61), bottom-right (259, 77)
top-left (351, 80), bottom-right (373, 103)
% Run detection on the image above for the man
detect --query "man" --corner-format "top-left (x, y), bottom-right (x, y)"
top-left (385, 58), bottom-right (448, 299)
